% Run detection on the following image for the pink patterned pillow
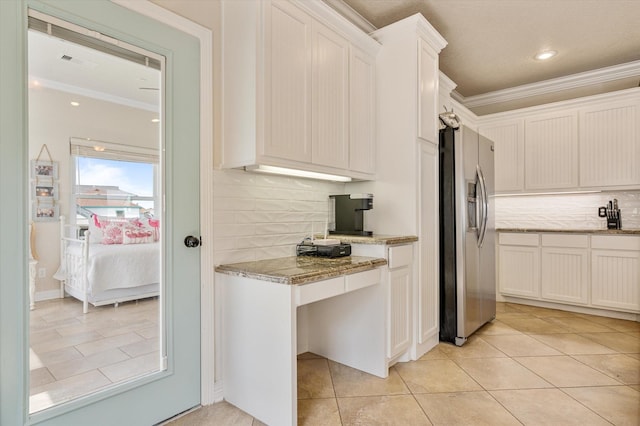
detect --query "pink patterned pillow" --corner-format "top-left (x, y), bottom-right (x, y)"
top-left (148, 218), bottom-right (160, 242)
top-left (95, 215), bottom-right (156, 245)
top-left (122, 225), bottom-right (154, 244)
top-left (102, 221), bottom-right (125, 244)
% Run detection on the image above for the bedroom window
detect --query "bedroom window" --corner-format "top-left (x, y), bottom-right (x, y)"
top-left (70, 137), bottom-right (160, 225)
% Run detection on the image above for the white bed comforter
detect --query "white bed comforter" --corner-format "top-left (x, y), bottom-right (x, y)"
top-left (66, 242), bottom-right (160, 294)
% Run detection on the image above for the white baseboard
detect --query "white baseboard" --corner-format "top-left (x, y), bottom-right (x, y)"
top-left (212, 380), bottom-right (224, 404)
top-left (501, 296), bottom-right (640, 322)
top-left (411, 332), bottom-right (439, 360)
top-left (35, 289), bottom-right (62, 302)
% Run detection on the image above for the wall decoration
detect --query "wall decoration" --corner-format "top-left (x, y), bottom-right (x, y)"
top-left (30, 159), bottom-right (59, 179)
top-left (31, 144), bottom-right (59, 221)
top-left (32, 180), bottom-right (59, 201)
top-left (32, 201), bottom-right (59, 222)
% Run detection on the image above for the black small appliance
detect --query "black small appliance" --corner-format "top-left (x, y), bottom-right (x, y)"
top-left (329, 194), bottom-right (373, 236)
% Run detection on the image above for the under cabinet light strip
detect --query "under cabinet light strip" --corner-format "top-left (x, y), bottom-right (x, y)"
top-left (246, 165), bottom-right (352, 182)
top-left (494, 190), bottom-right (601, 197)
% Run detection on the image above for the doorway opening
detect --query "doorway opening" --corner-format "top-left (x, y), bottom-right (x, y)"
top-left (27, 10), bottom-right (165, 414)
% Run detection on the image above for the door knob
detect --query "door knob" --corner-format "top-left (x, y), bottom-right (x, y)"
top-left (184, 235), bottom-right (201, 248)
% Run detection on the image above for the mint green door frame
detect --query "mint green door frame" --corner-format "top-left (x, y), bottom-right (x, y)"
top-left (0, 1), bottom-right (201, 424)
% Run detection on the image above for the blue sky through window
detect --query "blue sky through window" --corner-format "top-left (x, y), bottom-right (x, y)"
top-left (76, 157), bottom-right (154, 197)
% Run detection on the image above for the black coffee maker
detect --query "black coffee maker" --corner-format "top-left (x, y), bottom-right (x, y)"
top-left (329, 194), bottom-right (373, 236)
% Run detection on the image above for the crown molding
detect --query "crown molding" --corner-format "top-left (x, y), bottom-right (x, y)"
top-left (29, 75), bottom-right (159, 112)
top-left (439, 71), bottom-right (457, 97)
top-left (296, 0), bottom-right (380, 53)
top-left (372, 13), bottom-right (447, 52)
top-left (458, 60), bottom-right (640, 108)
top-left (477, 86), bottom-right (640, 123)
top-left (321, 0), bottom-right (376, 34)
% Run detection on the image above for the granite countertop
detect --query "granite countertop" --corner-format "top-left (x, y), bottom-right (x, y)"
top-left (498, 228), bottom-right (640, 235)
top-left (316, 234), bottom-right (418, 245)
top-left (215, 255), bottom-right (387, 285)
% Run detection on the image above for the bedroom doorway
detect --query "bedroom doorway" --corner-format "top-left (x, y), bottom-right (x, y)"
top-left (18, 1), bottom-right (201, 424)
top-left (28, 23), bottom-right (164, 412)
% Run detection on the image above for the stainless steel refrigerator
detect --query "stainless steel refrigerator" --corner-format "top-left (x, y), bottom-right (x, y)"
top-left (439, 125), bottom-right (496, 346)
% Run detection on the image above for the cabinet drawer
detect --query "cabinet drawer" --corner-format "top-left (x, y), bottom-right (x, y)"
top-left (388, 244), bottom-right (413, 269)
top-left (499, 233), bottom-right (539, 246)
top-left (541, 234), bottom-right (589, 248)
top-left (296, 277), bottom-right (344, 306)
top-left (591, 235), bottom-right (640, 251)
top-left (345, 268), bottom-right (380, 293)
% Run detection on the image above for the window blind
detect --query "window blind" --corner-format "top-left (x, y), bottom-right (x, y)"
top-left (70, 137), bottom-right (159, 164)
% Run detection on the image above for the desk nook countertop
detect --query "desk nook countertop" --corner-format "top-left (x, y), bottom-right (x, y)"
top-left (215, 255), bottom-right (387, 285)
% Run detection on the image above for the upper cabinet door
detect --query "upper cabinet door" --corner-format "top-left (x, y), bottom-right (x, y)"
top-left (579, 100), bottom-right (640, 188)
top-left (349, 46), bottom-right (376, 174)
top-left (264, 0), bottom-right (313, 162)
top-left (525, 111), bottom-right (578, 189)
top-left (311, 20), bottom-right (349, 169)
top-left (417, 38), bottom-right (439, 144)
top-left (479, 121), bottom-right (525, 193)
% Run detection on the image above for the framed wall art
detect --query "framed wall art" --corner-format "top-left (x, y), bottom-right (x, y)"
top-left (32, 180), bottom-right (59, 201)
top-left (32, 201), bottom-right (59, 222)
top-left (31, 144), bottom-right (60, 221)
top-left (30, 159), bottom-right (59, 179)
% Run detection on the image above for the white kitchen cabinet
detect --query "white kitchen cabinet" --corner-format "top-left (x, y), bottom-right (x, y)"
top-left (498, 233), bottom-right (540, 298)
top-left (417, 37), bottom-right (439, 143)
top-left (579, 99), bottom-right (640, 188)
top-left (416, 141), bottom-right (439, 356)
top-left (265, 0), bottom-right (313, 162)
top-left (349, 46), bottom-right (376, 174)
top-left (478, 89), bottom-right (640, 193)
top-left (498, 232), bottom-right (640, 315)
top-left (350, 241), bottom-right (419, 363)
top-left (387, 265), bottom-right (411, 359)
top-left (221, 0), bottom-right (380, 179)
top-left (524, 111), bottom-right (578, 190)
top-left (311, 20), bottom-right (349, 169)
top-left (479, 120), bottom-right (525, 193)
top-left (540, 234), bottom-right (589, 305)
top-left (591, 235), bottom-right (640, 313)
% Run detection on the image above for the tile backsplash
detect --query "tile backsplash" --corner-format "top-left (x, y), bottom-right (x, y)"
top-left (495, 190), bottom-right (640, 230)
top-left (213, 170), bottom-right (639, 264)
top-left (213, 169), bottom-right (345, 265)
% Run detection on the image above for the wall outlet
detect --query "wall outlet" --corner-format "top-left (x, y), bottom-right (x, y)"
top-left (38, 268), bottom-right (46, 278)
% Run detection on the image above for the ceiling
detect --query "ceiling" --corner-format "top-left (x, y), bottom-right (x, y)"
top-left (28, 30), bottom-right (160, 112)
top-left (336, 0), bottom-right (640, 115)
top-left (28, 1), bottom-right (640, 117)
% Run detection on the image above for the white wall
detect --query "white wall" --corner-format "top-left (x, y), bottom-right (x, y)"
top-left (29, 86), bottom-right (158, 296)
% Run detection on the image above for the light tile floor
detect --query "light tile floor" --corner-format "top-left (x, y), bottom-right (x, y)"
top-left (29, 297), bottom-right (160, 413)
top-left (166, 302), bottom-right (640, 426)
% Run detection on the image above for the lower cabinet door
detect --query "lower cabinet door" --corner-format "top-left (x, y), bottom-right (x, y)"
top-left (541, 247), bottom-right (589, 304)
top-left (387, 266), bottom-right (411, 359)
top-left (498, 245), bottom-right (540, 298)
top-left (591, 249), bottom-right (640, 312)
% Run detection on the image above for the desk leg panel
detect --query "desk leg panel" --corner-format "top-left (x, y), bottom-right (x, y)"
top-left (219, 274), bottom-right (296, 426)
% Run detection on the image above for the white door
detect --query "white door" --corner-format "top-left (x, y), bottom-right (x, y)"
top-left (0, 1), bottom-right (200, 424)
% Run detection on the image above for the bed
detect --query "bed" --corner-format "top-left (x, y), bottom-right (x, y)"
top-left (55, 215), bottom-right (160, 313)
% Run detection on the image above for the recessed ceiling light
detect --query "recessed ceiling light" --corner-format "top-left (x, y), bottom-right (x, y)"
top-left (535, 50), bottom-right (557, 61)
top-left (70, 101), bottom-right (80, 107)
top-left (151, 118), bottom-right (160, 123)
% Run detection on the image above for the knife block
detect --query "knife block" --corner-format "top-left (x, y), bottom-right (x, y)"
top-left (607, 213), bottom-right (621, 230)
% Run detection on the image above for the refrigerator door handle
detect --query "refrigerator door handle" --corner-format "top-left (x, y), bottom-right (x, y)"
top-left (476, 165), bottom-right (489, 248)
